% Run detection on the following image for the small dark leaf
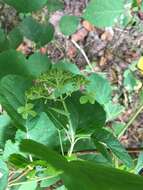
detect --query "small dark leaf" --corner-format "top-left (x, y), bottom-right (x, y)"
top-left (19, 17), bottom-right (54, 46)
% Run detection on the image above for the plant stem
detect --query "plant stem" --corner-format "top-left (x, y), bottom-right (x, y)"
top-left (8, 175), bottom-right (58, 187)
top-left (60, 96), bottom-right (75, 156)
top-left (71, 39), bottom-right (94, 72)
top-left (8, 166), bottom-right (33, 186)
top-left (58, 129), bottom-right (64, 156)
top-left (118, 104), bottom-right (143, 139)
top-left (25, 120), bottom-right (33, 162)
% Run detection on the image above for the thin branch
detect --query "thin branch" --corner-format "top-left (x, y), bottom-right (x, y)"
top-left (8, 166), bottom-right (33, 185)
top-left (71, 39), bottom-right (94, 72)
top-left (118, 104), bottom-right (143, 139)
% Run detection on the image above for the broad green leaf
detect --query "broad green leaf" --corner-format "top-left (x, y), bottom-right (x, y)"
top-left (19, 17), bottom-right (54, 46)
top-left (74, 138), bottom-right (95, 151)
top-left (7, 26), bottom-right (23, 49)
top-left (40, 176), bottom-right (60, 187)
top-left (0, 75), bottom-right (32, 129)
top-left (0, 160), bottom-right (9, 190)
top-left (53, 60), bottom-right (80, 75)
top-left (0, 28), bottom-right (9, 52)
top-left (62, 160), bottom-right (143, 190)
top-left (93, 140), bottom-right (112, 163)
top-left (59, 15), bottom-right (79, 36)
top-left (26, 53), bottom-right (51, 77)
top-left (92, 128), bottom-right (133, 168)
top-left (20, 139), bottom-right (143, 190)
top-left (0, 50), bottom-right (28, 79)
top-left (3, 140), bottom-right (20, 160)
top-left (86, 73), bottom-right (112, 105)
top-left (0, 114), bottom-right (16, 148)
top-left (47, 0), bottom-right (64, 12)
top-left (0, 28), bottom-right (5, 44)
top-left (0, 49), bottom-right (52, 79)
top-left (9, 154), bottom-right (30, 168)
top-left (46, 105), bottom-right (68, 130)
top-left (18, 181), bottom-right (37, 190)
top-left (20, 139), bottom-right (68, 171)
top-left (3, 0), bottom-right (47, 12)
top-left (0, 27), bottom-right (23, 52)
top-left (112, 122), bottom-right (126, 137)
top-left (66, 92), bottom-right (106, 132)
top-left (83, 0), bottom-right (124, 27)
top-left (123, 69), bottom-right (141, 92)
top-left (104, 101), bottom-right (125, 121)
top-left (79, 154), bottom-right (112, 165)
top-left (16, 112), bottom-right (60, 148)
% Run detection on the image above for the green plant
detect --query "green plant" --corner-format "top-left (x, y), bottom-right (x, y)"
top-left (0, 0), bottom-right (143, 190)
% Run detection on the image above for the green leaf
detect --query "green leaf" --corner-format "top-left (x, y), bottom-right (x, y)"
top-left (3, 140), bottom-right (20, 160)
top-left (59, 15), bottom-right (79, 36)
top-left (123, 69), bottom-right (141, 92)
top-left (86, 73), bottom-right (112, 105)
top-left (93, 140), bottom-right (112, 163)
top-left (16, 112), bottom-right (60, 148)
top-left (78, 154), bottom-right (112, 165)
top-left (19, 17), bottom-right (54, 46)
top-left (18, 181), bottom-right (37, 190)
top-left (0, 26), bottom-right (23, 52)
top-left (0, 75), bottom-right (32, 129)
top-left (52, 60), bottom-right (80, 75)
top-left (92, 128), bottom-right (133, 168)
top-left (7, 26), bottom-right (23, 49)
top-left (20, 139), bottom-right (68, 171)
top-left (40, 176), bottom-right (60, 187)
top-left (66, 92), bottom-right (106, 132)
top-left (26, 53), bottom-right (51, 77)
top-left (47, 0), bottom-right (64, 12)
top-left (0, 160), bottom-right (9, 190)
top-left (9, 154), bottom-right (30, 168)
top-left (0, 28), bottom-right (9, 52)
top-left (20, 140), bottom-right (143, 190)
top-left (112, 122), bottom-right (126, 137)
top-left (62, 160), bottom-right (143, 190)
top-left (0, 50), bottom-right (29, 79)
top-left (0, 49), bottom-right (52, 79)
top-left (3, 0), bottom-right (47, 12)
top-left (104, 101), bottom-right (125, 121)
top-left (0, 114), bottom-right (16, 148)
top-left (83, 0), bottom-right (124, 27)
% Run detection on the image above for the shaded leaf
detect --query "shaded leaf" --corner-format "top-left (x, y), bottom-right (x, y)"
top-left (0, 75), bottom-right (32, 129)
top-left (0, 114), bottom-right (16, 148)
top-left (20, 139), bottom-right (143, 190)
top-left (47, 0), bottom-right (64, 12)
top-left (3, 0), bottom-right (47, 12)
top-left (92, 128), bottom-right (133, 168)
top-left (16, 112), bottom-right (60, 148)
top-left (19, 17), bottom-right (54, 46)
top-left (66, 92), bottom-right (106, 133)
